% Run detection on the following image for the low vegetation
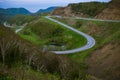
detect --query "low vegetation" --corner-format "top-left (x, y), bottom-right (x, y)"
top-left (0, 24), bottom-right (89, 80)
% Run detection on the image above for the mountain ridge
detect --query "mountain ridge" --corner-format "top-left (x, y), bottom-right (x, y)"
top-left (0, 8), bottom-right (31, 15)
top-left (0, 7), bottom-right (57, 23)
top-left (36, 7), bottom-right (58, 14)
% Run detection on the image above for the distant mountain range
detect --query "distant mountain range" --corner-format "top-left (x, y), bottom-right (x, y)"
top-left (0, 7), bottom-right (58, 16)
top-left (36, 7), bottom-right (57, 14)
top-left (0, 8), bottom-right (31, 16)
top-left (0, 7), bottom-right (58, 22)
top-left (0, 8), bottom-right (31, 22)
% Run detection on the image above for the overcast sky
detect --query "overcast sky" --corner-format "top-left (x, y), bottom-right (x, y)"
top-left (0, 0), bottom-right (111, 13)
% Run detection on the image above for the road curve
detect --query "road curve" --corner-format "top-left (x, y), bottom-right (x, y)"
top-left (15, 25), bottom-right (25, 33)
top-left (3, 22), bottom-right (27, 33)
top-left (45, 16), bottom-right (96, 54)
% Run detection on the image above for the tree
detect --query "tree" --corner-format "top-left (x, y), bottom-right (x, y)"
top-left (0, 36), bottom-right (17, 65)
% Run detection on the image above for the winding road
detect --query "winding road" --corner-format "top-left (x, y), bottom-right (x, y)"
top-left (53, 16), bottom-right (120, 22)
top-left (5, 16), bottom-right (119, 54)
top-left (45, 16), bottom-right (96, 54)
top-left (3, 22), bottom-right (27, 33)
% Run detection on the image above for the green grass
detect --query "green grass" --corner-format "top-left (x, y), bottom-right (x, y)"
top-left (19, 33), bottom-right (40, 45)
top-left (19, 31), bottom-right (48, 46)
top-left (63, 27), bottom-right (87, 49)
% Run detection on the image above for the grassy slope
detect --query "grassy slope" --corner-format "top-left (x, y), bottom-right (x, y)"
top-left (19, 16), bottom-right (87, 50)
